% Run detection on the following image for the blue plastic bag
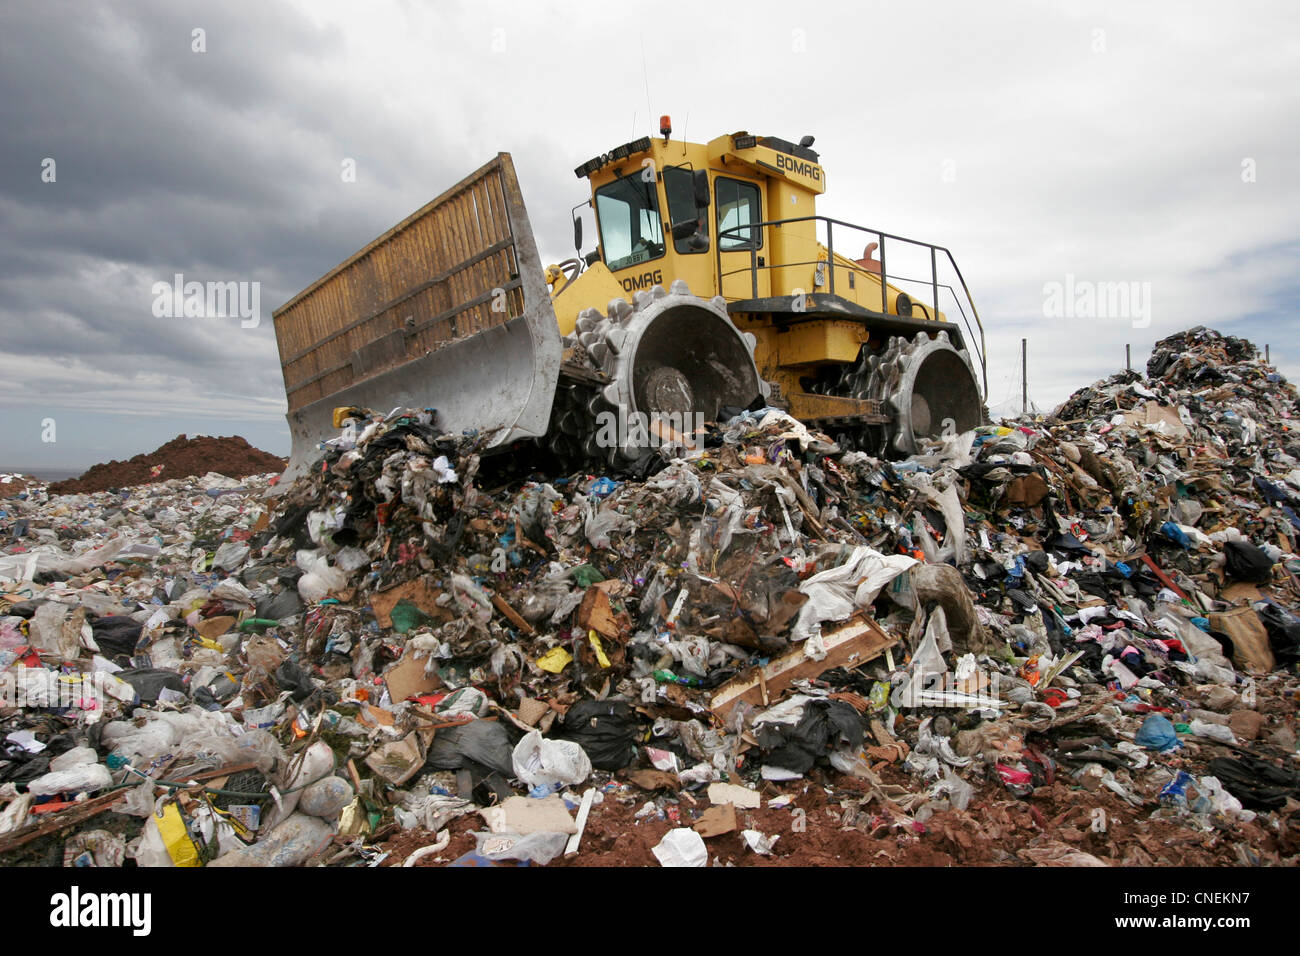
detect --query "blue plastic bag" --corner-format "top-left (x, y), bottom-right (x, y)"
top-left (1135, 713), bottom-right (1182, 752)
top-left (1159, 522), bottom-right (1191, 549)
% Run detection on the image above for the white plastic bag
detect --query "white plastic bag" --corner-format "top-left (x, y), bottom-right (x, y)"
top-left (652, 827), bottom-right (708, 867)
top-left (212, 541), bottom-right (250, 571)
top-left (27, 762), bottom-right (113, 796)
top-left (208, 813), bottom-right (333, 868)
top-left (49, 746), bottom-right (98, 773)
top-left (511, 730), bottom-right (591, 788)
top-left (790, 547), bottom-right (917, 644)
top-left (263, 740), bottom-right (336, 830)
top-left (1189, 719), bottom-right (1237, 745)
top-left (298, 556), bottom-right (347, 602)
top-left (298, 776), bottom-right (355, 820)
top-left (471, 830), bottom-right (568, 865)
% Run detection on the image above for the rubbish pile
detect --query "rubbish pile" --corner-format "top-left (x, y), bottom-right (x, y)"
top-left (0, 325), bottom-right (1296, 867)
top-left (48, 435), bottom-right (287, 496)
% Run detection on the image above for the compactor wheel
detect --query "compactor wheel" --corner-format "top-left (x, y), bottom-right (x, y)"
top-left (556, 280), bottom-right (768, 469)
top-left (837, 330), bottom-right (984, 456)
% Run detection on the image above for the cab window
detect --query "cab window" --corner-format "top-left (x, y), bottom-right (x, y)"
top-left (594, 175), bottom-right (665, 271)
top-left (664, 166), bottom-right (706, 255)
top-left (716, 178), bottom-right (762, 251)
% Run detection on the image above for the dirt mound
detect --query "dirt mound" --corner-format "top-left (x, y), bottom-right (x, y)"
top-left (0, 474), bottom-right (42, 498)
top-left (48, 435), bottom-right (286, 495)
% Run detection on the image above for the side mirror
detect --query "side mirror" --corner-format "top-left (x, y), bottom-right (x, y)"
top-left (573, 216), bottom-right (582, 252)
top-left (693, 169), bottom-right (710, 209)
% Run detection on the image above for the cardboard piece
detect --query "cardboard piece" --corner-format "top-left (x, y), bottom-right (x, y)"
top-left (370, 578), bottom-right (447, 629)
top-left (625, 769), bottom-right (681, 792)
top-left (364, 733), bottom-right (426, 785)
top-left (577, 585), bottom-right (628, 640)
top-left (709, 616), bottom-right (898, 719)
top-left (356, 703), bottom-right (395, 728)
top-left (244, 635), bottom-right (286, 672)
top-left (693, 803), bottom-right (738, 838)
top-left (1209, 606), bottom-right (1276, 673)
top-left (382, 653), bottom-right (443, 702)
top-left (1228, 709), bottom-right (1264, 741)
top-left (1124, 403), bottom-right (1190, 439)
top-left (195, 616), bottom-right (236, 640)
top-left (1220, 581), bottom-right (1264, 605)
top-left (707, 782), bottom-right (761, 809)
top-left (1004, 474), bottom-right (1049, 508)
top-left (480, 795), bottom-right (577, 835)
top-left (762, 590), bottom-right (809, 636)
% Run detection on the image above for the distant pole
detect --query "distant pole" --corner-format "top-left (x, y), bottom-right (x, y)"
top-left (1266, 344), bottom-right (1270, 363)
top-left (1021, 338), bottom-right (1028, 416)
top-left (1126, 344), bottom-right (1131, 372)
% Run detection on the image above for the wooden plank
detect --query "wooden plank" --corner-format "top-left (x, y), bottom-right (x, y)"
top-left (708, 616), bottom-right (898, 720)
top-left (491, 592), bottom-right (536, 636)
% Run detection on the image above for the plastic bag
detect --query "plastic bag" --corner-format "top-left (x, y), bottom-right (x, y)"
top-left (471, 829), bottom-right (568, 866)
top-left (652, 828), bottom-right (708, 867)
top-left (298, 776), bottom-right (355, 819)
top-left (930, 766), bottom-right (975, 810)
top-left (208, 813), bottom-right (333, 868)
top-left (791, 547), bottom-right (917, 644)
top-left (584, 504), bottom-right (630, 550)
top-left (425, 718), bottom-right (515, 776)
top-left (754, 699), bottom-right (865, 774)
top-left (434, 686), bottom-right (491, 719)
top-left (1189, 719), bottom-right (1238, 745)
top-left (511, 730), bottom-right (592, 788)
top-left (120, 778), bottom-right (157, 818)
top-left (274, 660), bottom-right (318, 701)
top-left (297, 556), bottom-right (347, 602)
top-left (450, 575), bottom-right (493, 625)
top-left (1135, 714), bottom-right (1182, 752)
top-left (557, 700), bottom-right (638, 770)
top-left (263, 741), bottom-right (335, 830)
top-left (1255, 601), bottom-right (1300, 665)
top-left (27, 762), bottom-right (113, 796)
top-left (1224, 540), bottom-right (1274, 582)
top-left (49, 746), bottom-right (97, 773)
top-left (212, 541), bottom-right (250, 571)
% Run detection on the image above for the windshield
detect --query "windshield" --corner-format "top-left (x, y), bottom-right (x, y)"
top-left (595, 175), bottom-right (665, 271)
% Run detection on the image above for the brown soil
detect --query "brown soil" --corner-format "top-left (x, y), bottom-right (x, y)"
top-left (49, 435), bottom-right (286, 495)
top-left (0, 474), bottom-right (41, 498)
top-left (378, 752), bottom-right (1294, 868)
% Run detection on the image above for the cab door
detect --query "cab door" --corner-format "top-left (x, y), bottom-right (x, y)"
top-left (715, 176), bottom-right (771, 301)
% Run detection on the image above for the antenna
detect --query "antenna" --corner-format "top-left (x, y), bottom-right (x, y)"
top-left (641, 37), bottom-right (653, 137)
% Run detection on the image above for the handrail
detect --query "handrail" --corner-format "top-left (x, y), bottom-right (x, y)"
top-left (716, 214), bottom-right (988, 397)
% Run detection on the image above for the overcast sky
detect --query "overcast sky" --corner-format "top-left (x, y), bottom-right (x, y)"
top-left (2, 0), bottom-right (1297, 473)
